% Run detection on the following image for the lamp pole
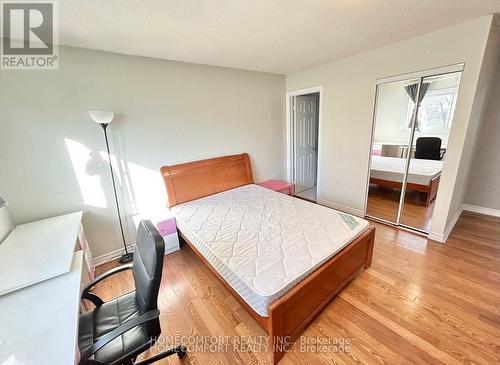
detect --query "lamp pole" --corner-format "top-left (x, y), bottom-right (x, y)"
top-left (99, 122), bottom-right (133, 264)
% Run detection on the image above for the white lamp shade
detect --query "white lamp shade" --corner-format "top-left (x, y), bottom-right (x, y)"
top-left (89, 110), bottom-right (114, 124)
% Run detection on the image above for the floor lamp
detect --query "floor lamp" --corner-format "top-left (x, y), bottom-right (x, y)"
top-left (89, 110), bottom-right (133, 264)
top-left (0, 194), bottom-right (6, 209)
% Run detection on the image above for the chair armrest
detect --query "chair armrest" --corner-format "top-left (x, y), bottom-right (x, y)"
top-left (80, 309), bottom-right (160, 361)
top-left (81, 264), bottom-right (133, 306)
top-left (83, 263), bottom-right (133, 293)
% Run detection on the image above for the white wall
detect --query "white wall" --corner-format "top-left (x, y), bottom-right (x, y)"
top-left (0, 46), bottom-right (285, 257)
top-left (465, 20), bottom-right (500, 211)
top-left (373, 82), bottom-right (409, 144)
top-left (286, 15), bottom-right (494, 239)
top-left (446, 17), bottom-right (500, 229)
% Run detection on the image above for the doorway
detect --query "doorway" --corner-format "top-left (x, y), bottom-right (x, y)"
top-left (366, 66), bottom-right (463, 233)
top-left (287, 88), bottom-right (321, 202)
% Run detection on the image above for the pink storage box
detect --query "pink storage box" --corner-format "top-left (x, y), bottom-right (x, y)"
top-left (156, 217), bottom-right (177, 236)
top-left (154, 216), bottom-right (180, 255)
top-left (133, 213), bottom-right (180, 255)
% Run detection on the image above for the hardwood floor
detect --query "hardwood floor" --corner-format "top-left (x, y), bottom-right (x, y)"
top-left (93, 211), bottom-right (500, 364)
top-left (366, 184), bottom-right (435, 231)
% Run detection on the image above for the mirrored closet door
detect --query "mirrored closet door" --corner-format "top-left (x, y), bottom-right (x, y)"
top-left (366, 78), bottom-right (419, 224)
top-left (366, 70), bottom-right (462, 233)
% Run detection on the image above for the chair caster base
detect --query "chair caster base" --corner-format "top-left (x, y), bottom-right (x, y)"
top-left (176, 345), bottom-right (187, 358)
top-left (133, 344), bottom-right (187, 364)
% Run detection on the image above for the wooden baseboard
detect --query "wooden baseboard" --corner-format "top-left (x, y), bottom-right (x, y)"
top-left (428, 206), bottom-right (463, 243)
top-left (462, 204), bottom-right (500, 218)
top-left (92, 242), bottom-right (179, 267)
top-left (429, 204), bottom-right (500, 243)
top-left (92, 244), bottom-right (136, 267)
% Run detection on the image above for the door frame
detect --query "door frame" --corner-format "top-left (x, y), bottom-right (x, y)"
top-left (286, 86), bottom-right (323, 201)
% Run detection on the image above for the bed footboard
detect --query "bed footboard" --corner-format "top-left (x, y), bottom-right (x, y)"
top-left (162, 154), bottom-right (376, 364)
top-left (268, 226), bottom-right (375, 364)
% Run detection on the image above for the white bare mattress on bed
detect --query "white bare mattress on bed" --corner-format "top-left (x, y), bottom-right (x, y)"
top-left (370, 156), bottom-right (443, 185)
top-left (170, 184), bottom-right (369, 317)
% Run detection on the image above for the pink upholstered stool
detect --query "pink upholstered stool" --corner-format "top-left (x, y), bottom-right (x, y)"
top-left (257, 180), bottom-right (294, 196)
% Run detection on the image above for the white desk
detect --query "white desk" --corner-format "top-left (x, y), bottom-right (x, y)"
top-left (0, 211), bottom-right (87, 365)
top-left (373, 142), bottom-right (447, 159)
top-left (374, 141), bottom-right (448, 148)
top-left (0, 251), bottom-right (83, 365)
top-left (0, 211), bottom-right (83, 296)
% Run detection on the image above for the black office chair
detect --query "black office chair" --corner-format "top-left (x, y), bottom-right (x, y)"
top-left (78, 220), bottom-right (186, 365)
top-left (415, 137), bottom-right (442, 160)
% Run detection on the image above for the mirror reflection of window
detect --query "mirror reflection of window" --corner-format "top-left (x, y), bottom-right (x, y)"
top-left (420, 88), bottom-right (458, 129)
top-left (405, 87), bottom-right (458, 132)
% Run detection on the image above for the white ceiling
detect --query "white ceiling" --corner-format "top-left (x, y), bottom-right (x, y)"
top-left (59, 1), bottom-right (500, 74)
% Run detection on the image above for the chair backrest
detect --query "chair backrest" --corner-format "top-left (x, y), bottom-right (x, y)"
top-left (415, 137), bottom-right (442, 160)
top-left (132, 220), bottom-right (165, 314)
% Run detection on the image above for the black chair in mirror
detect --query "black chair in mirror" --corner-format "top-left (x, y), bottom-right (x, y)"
top-left (415, 137), bottom-right (442, 161)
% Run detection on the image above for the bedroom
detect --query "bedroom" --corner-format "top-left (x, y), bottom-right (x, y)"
top-left (0, 2), bottom-right (499, 365)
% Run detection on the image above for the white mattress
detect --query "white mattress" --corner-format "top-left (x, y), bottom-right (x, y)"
top-left (171, 184), bottom-right (369, 317)
top-left (370, 156), bottom-right (443, 185)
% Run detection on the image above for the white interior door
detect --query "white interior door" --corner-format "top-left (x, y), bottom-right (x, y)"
top-left (293, 95), bottom-right (318, 193)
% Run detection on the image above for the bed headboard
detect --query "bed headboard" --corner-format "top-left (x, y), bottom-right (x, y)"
top-left (160, 153), bottom-right (254, 208)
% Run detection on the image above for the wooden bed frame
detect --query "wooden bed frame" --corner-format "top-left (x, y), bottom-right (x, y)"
top-left (370, 173), bottom-right (440, 206)
top-left (161, 153), bottom-right (375, 364)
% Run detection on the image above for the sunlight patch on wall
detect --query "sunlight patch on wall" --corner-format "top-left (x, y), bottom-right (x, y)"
top-left (127, 161), bottom-right (166, 217)
top-left (65, 138), bottom-right (107, 208)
